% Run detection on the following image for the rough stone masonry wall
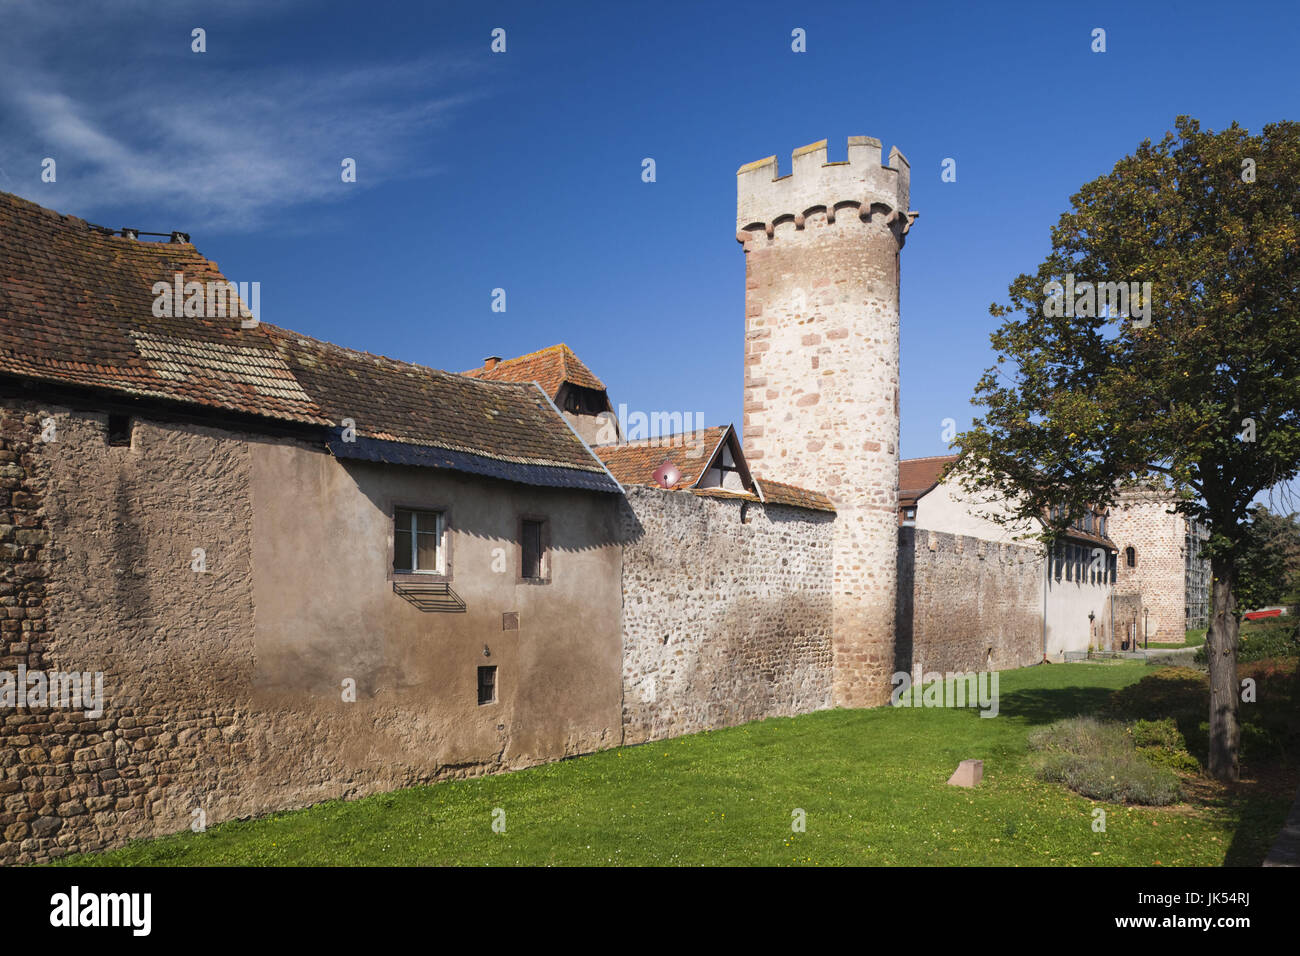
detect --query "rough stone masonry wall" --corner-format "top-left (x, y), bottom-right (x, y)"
top-left (1, 398), bottom-right (259, 865)
top-left (620, 485), bottom-right (834, 745)
top-left (1107, 490), bottom-right (1187, 642)
top-left (0, 403), bottom-right (50, 862)
top-left (896, 527), bottom-right (1044, 675)
top-left (737, 136), bottom-right (911, 709)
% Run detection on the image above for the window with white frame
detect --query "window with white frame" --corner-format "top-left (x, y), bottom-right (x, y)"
top-left (393, 508), bottom-right (444, 574)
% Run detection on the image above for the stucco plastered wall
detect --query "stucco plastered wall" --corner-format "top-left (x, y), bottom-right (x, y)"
top-left (249, 442), bottom-right (624, 773)
top-left (1044, 562), bottom-right (1115, 658)
top-left (2, 398), bottom-right (623, 864)
top-left (3, 402), bottom-right (260, 864)
top-left (913, 476), bottom-right (1038, 545)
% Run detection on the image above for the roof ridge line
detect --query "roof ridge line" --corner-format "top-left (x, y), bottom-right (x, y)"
top-left (593, 425), bottom-right (727, 450)
top-left (493, 342), bottom-right (568, 367)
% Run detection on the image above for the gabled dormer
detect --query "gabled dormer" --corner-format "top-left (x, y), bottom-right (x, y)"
top-left (593, 423), bottom-right (755, 494)
top-left (462, 343), bottom-right (618, 445)
top-left (694, 425), bottom-right (753, 493)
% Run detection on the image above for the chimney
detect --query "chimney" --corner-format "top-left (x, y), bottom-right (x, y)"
top-left (483, 356), bottom-right (502, 370)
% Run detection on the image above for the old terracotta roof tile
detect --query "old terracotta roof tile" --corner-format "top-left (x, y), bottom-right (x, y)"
top-left (0, 190), bottom-right (605, 479)
top-left (265, 328), bottom-right (604, 473)
top-left (593, 427), bottom-right (730, 489)
top-left (0, 191), bottom-right (329, 425)
top-left (899, 454), bottom-right (961, 505)
top-left (593, 427), bottom-right (834, 512)
top-left (462, 343), bottom-right (605, 397)
top-left (754, 478), bottom-right (836, 513)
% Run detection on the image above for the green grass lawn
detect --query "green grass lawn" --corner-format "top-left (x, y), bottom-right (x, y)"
top-left (1170, 617), bottom-right (1297, 650)
top-left (1147, 628), bottom-right (1206, 648)
top-left (50, 660), bottom-right (1293, 867)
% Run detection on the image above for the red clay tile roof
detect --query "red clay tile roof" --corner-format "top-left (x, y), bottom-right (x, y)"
top-left (690, 487), bottom-right (754, 502)
top-left (754, 478), bottom-right (836, 513)
top-left (593, 426), bottom-right (731, 489)
top-left (593, 427), bottom-right (834, 512)
top-left (687, 482), bottom-right (835, 513)
top-left (0, 190), bottom-right (329, 425)
top-left (0, 190), bottom-right (606, 480)
top-left (899, 454), bottom-right (960, 505)
top-left (688, 485), bottom-right (835, 513)
top-left (462, 343), bottom-right (605, 398)
top-left (264, 328), bottom-right (605, 473)
top-left (1059, 527), bottom-right (1117, 549)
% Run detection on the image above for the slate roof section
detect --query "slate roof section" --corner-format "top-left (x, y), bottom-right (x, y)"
top-left (462, 343), bottom-right (606, 398)
top-left (328, 436), bottom-right (621, 493)
top-left (0, 190), bottom-right (612, 489)
top-left (899, 454), bottom-right (960, 506)
top-left (0, 190), bottom-right (330, 425)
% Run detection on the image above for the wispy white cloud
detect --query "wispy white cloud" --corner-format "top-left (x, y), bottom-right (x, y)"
top-left (0, 0), bottom-right (484, 231)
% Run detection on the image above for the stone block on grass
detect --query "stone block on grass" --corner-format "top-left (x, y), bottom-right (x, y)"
top-left (947, 759), bottom-right (983, 788)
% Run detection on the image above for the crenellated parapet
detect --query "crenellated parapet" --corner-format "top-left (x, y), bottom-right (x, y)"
top-left (736, 136), bottom-right (917, 242)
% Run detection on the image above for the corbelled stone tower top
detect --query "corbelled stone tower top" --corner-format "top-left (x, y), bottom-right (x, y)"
top-left (736, 135), bottom-right (916, 709)
top-left (736, 136), bottom-right (915, 239)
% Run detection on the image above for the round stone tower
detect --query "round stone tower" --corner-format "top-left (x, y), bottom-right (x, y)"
top-left (736, 136), bottom-right (916, 708)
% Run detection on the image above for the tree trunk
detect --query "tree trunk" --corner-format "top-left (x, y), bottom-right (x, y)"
top-left (1206, 553), bottom-right (1241, 782)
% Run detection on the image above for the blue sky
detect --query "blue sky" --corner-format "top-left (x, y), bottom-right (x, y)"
top-left (2, 0), bottom-right (1297, 461)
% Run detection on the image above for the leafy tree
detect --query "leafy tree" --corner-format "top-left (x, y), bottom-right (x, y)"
top-left (1234, 506), bottom-right (1292, 611)
top-left (953, 117), bottom-right (1300, 781)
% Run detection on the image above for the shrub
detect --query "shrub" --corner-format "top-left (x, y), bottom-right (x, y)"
top-left (1135, 746), bottom-right (1202, 773)
top-left (1109, 667), bottom-right (1206, 722)
top-left (1126, 717), bottom-right (1201, 772)
top-left (1028, 717), bottom-right (1183, 805)
top-left (1132, 717), bottom-right (1184, 750)
top-left (1107, 659), bottom-right (1300, 767)
top-left (1193, 618), bottom-right (1300, 665)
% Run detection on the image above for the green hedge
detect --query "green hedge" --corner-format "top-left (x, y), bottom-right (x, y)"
top-left (1193, 618), bottom-right (1299, 664)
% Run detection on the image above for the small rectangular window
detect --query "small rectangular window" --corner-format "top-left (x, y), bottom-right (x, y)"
top-left (521, 518), bottom-right (546, 580)
top-left (393, 508), bottom-right (443, 574)
top-left (107, 414), bottom-right (132, 447)
top-left (477, 665), bottom-right (497, 705)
